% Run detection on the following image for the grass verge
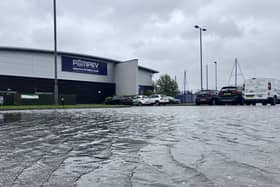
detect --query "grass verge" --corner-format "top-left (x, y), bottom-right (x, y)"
top-left (0, 104), bottom-right (129, 111)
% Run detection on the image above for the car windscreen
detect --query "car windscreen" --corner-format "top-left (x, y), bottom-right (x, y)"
top-left (149, 95), bottom-right (158, 98)
top-left (199, 91), bottom-right (210, 94)
top-left (198, 90), bottom-right (215, 95)
top-left (221, 87), bottom-right (237, 91)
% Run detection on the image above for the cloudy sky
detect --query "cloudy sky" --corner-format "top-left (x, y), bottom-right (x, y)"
top-left (1, 0), bottom-right (280, 90)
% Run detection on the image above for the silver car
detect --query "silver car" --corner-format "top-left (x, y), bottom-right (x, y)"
top-left (132, 95), bottom-right (153, 106)
top-left (149, 94), bottom-right (169, 105)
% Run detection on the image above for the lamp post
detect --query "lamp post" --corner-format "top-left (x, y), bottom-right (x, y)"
top-left (213, 61), bottom-right (217, 91)
top-left (184, 70), bottom-right (186, 103)
top-left (206, 64), bottom-right (209, 90)
top-left (194, 25), bottom-right (207, 91)
top-left (53, 0), bottom-right (58, 105)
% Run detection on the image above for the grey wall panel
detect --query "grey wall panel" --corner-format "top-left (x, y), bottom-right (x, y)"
top-left (32, 53), bottom-right (55, 78)
top-left (0, 51), bottom-right (54, 79)
top-left (0, 51), bottom-right (114, 83)
top-left (138, 69), bottom-right (153, 86)
top-left (115, 59), bottom-right (138, 96)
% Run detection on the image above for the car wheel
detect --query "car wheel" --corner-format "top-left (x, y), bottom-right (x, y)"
top-left (210, 99), bottom-right (216, 105)
top-left (240, 98), bottom-right (244, 105)
top-left (155, 101), bottom-right (160, 106)
top-left (195, 102), bottom-right (200, 105)
top-left (137, 102), bottom-right (142, 106)
top-left (262, 102), bottom-right (267, 106)
top-left (271, 97), bottom-right (276, 106)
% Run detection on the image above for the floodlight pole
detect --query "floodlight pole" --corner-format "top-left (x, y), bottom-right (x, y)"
top-left (206, 64), bottom-right (209, 90)
top-left (235, 58), bottom-right (238, 87)
top-left (53, 0), bottom-right (59, 105)
top-left (213, 61), bottom-right (217, 91)
top-left (200, 28), bottom-right (203, 90)
top-left (194, 25), bottom-right (207, 91)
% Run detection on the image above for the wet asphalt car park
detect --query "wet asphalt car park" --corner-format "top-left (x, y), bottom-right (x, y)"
top-left (1, 105), bottom-right (280, 187)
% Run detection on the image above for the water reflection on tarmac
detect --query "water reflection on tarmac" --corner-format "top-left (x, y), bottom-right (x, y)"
top-left (0, 106), bottom-right (280, 187)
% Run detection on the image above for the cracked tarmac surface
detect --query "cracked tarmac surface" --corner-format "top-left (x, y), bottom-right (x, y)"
top-left (1, 106), bottom-right (280, 186)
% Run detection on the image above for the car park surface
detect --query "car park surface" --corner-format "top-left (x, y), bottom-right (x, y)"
top-left (1, 106), bottom-right (280, 186)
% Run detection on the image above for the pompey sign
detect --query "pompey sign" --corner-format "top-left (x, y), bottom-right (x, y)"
top-left (61, 56), bottom-right (107, 75)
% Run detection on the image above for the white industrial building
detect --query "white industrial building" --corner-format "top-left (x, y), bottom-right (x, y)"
top-left (0, 47), bottom-right (158, 103)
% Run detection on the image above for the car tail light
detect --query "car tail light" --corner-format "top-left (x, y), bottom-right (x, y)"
top-left (232, 90), bottom-right (241, 94)
top-left (268, 82), bottom-right (271, 90)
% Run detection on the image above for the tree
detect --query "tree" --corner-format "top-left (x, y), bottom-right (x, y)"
top-left (155, 74), bottom-right (179, 97)
top-left (143, 89), bottom-right (154, 96)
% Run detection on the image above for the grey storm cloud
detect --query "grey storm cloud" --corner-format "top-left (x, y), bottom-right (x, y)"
top-left (0, 0), bottom-right (280, 90)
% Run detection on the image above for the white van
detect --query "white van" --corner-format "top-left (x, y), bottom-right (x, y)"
top-left (243, 78), bottom-right (280, 105)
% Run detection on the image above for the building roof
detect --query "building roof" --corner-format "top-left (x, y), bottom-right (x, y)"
top-left (0, 46), bottom-right (121, 63)
top-left (138, 66), bottom-right (159, 73)
top-left (0, 46), bottom-right (159, 74)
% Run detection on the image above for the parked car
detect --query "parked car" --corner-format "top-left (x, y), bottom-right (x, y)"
top-left (132, 95), bottom-right (153, 106)
top-left (195, 90), bottom-right (219, 105)
top-left (166, 96), bottom-right (181, 104)
top-left (149, 94), bottom-right (169, 105)
top-left (218, 86), bottom-right (243, 105)
top-left (243, 78), bottom-right (280, 105)
top-left (107, 96), bottom-right (133, 105)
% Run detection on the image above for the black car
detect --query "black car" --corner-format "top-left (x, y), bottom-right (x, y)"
top-left (218, 86), bottom-right (243, 105)
top-left (107, 96), bottom-right (133, 105)
top-left (195, 90), bottom-right (219, 105)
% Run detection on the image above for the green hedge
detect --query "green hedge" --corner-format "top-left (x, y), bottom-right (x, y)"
top-left (59, 95), bottom-right (76, 105)
top-left (0, 94), bottom-right (15, 105)
top-left (0, 93), bottom-right (77, 105)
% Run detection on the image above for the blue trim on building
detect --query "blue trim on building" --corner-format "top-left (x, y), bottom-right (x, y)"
top-left (138, 85), bottom-right (153, 95)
